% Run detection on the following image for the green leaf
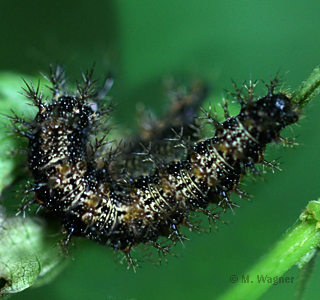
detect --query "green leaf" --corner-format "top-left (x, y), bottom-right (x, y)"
top-left (0, 72), bottom-right (38, 194)
top-left (0, 208), bottom-right (67, 298)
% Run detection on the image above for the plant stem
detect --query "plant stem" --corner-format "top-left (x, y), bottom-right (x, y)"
top-left (217, 203), bottom-right (320, 300)
top-left (291, 64), bottom-right (320, 109)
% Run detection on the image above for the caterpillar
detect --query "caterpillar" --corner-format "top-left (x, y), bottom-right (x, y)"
top-left (12, 66), bottom-right (300, 268)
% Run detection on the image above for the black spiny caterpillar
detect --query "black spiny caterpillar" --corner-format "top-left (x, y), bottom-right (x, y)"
top-left (13, 66), bottom-right (300, 267)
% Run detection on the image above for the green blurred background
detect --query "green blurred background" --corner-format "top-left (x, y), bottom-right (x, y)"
top-left (1, 1), bottom-right (320, 299)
